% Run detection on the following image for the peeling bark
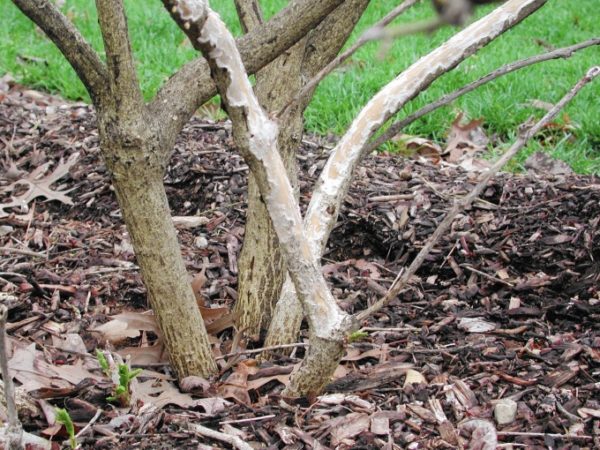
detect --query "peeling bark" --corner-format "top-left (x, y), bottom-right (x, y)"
top-left (151, 0), bottom-right (347, 152)
top-left (236, 0), bottom-right (369, 339)
top-left (233, 0), bottom-right (305, 339)
top-left (167, 2), bottom-right (354, 395)
top-left (263, 0), bottom-right (370, 353)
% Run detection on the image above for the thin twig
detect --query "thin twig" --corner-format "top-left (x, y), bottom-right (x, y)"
top-left (360, 326), bottom-right (420, 333)
top-left (356, 66), bottom-right (599, 322)
top-left (74, 408), bottom-right (102, 439)
top-left (277, 0), bottom-right (420, 118)
top-left (0, 247), bottom-right (46, 258)
top-left (0, 305), bottom-right (23, 449)
top-left (367, 38), bottom-right (600, 153)
top-left (219, 415), bottom-right (276, 425)
top-left (184, 422), bottom-right (254, 450)
top-left (215, 342), bottom-right (308, 361)
top-left (394, 344), bottom-right (477, 354)
top-left (462, 264), bottom-right (515, 287)
top-left (497, 431), bottom-right (593, 440)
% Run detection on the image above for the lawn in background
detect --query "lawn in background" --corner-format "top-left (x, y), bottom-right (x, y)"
top-left (1, 0), bottom-right (598, 173)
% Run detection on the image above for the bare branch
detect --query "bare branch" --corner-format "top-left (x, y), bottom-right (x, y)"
top-left (263, 0), bottom-right (372, 350)
top-left (95, 0), bottom-right (145, 116)
top-left (267, 0), bottom-right (547, 345)
top-left (356, 65), bottom-right (599, 321)
top-left (367, 37), bottom-right (600, 153)
top-left (280, 0), bottom-right (420, 118)
top-left (150, 0), bottom-right (346, 150)
top-left (10, 0), bottom-right (108, 104)
top-left (305, 0), bottom-right (547, 268)
top-left (233, 0), bottom-right (263, 33)
top-left (184, 422), bottom-right (254, 450)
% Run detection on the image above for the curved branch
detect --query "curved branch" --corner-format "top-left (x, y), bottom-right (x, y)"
top-left (280, 0), bottom-right (420, 117)
top-left (304, 0), bottom-right (547, 262)
top-left (10, 0), bottom-right (108, 104)
top-left (150, 0), bottom-right (346, 151)
top-left (267, 0), bottom-right (548, 341)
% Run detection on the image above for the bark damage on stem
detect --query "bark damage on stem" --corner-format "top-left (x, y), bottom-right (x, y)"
top-left (306, 0), bottom-right (548, 261)
top-left (165, 1), bottom-right (351, 342)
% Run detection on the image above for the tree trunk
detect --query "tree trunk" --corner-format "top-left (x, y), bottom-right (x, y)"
top-left (282, 334), bottom-right (345, 398)
top-left (97, 116), bottom-right (217, 379)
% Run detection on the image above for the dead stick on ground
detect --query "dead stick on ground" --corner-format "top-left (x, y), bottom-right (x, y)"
top-left (215, 342), bottom-right (308, 360)
top-left (356, 66), bottom-right (599, 322)
top-left (0, 247), bottom-right (46, 258)
top-left (184, 422), bottom-right (254, 450)
top-left (277, 0), bottom-right (419, 118)
top-left (366, 38), bottom-right (600, 153)
top-left (0, 305), bottom-right (23, 450)
top-left (497, 431), bottom-right (593, 441)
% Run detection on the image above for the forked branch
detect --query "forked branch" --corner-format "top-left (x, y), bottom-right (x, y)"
top-left (150, 0), bottom-right (347, 150)
top-left (269, 0), bottom-right (548, 333)
top-left (11, 0), bottom-right (108, 104)
top-left (165, 0), bottom-right (349, 339)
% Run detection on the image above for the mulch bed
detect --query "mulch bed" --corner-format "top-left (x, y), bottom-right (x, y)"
top-left (1, 83), bottom-right (599, 449)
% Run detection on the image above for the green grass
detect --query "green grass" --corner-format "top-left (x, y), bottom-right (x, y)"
top-left (1, 1), bottom-right (599, 173)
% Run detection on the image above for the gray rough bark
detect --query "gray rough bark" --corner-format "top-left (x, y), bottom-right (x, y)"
top-left (11, 0), bottom-right (218, 379)
top-left (94, 0), bottom-right (218, 379)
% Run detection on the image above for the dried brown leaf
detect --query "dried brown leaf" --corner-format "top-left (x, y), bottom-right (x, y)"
top-left (0, 152), bottom-right (79, 218)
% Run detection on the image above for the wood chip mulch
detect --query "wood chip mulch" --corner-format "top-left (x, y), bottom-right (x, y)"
top-left (1, 84), bottom-right (599, 449)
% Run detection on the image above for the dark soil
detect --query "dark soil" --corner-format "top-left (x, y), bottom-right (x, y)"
top-left (1, 84), bottom-right (599, 450)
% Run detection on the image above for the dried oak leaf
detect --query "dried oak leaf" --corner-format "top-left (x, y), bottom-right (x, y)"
top-left (0, 152), bottom-right (79, 218)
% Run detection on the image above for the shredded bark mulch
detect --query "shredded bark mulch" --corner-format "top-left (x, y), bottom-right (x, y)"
top-left (1, 84), bottom-right (599, 449)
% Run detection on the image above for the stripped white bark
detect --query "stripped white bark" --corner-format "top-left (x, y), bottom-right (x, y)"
top-left (268, 0), bottom-right (547, 342)
top-left (168, 2), bottom-right (349, 342)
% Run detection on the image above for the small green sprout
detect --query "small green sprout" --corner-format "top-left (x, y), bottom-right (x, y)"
top-left (95, 349), bottom-right (110, 376)
top-left (347, 330), bottom-right (369, 343)
top-left (96, 349), bottom-right (142, 406)
top-left (55, 408), bottom-right (77, 450)
top-left (106, 364), bottom-right (142, 405)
